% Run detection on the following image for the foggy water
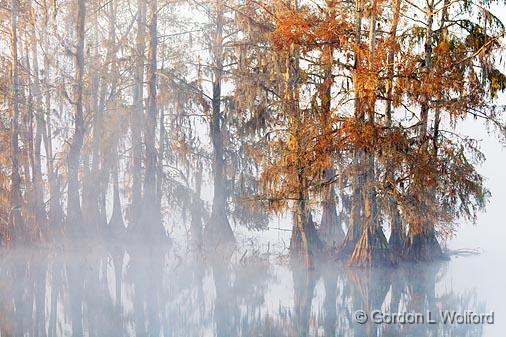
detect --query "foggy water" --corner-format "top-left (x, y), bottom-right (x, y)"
top-left (0, 243), bottom-right (502, 337)
top-left (1, 116), bottom-right (504, 337)
top-left (1, 121), bottom-right (505, 337)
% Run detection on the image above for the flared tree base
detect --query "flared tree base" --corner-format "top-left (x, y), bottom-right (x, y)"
top-left (290, 218), bottom-right (323, 268)
top-left (318, 202), bottom-right (345, 250)
top-left (348, 226), bottom-right (395, 267)
top-left (339, 234), bottom-right (359, 260)
top-left (107, 211), bottom-right (126, 241)
top-left (203, 211), bottom-right (236, 258)
top-left (388, 229), bottom-right (404, 256)
top-left (403, 230), bottom-right (445, 262)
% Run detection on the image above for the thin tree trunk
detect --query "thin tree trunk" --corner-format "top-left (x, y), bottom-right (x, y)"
top-left (95, 84), bottom-right (109, 233)
top-left (107, 0), bottom-right (125, 238)
top-left (66, 0), bottom-right (86, 236)
top-left (318, 42), bottom-right (345, 249)
top-left (431, 0), bottom-right (448, 160)
top-left (384, 0), bottom-right (404, 254)
top-left (24, 31), bottom-right (37, 240)
top-left (130, 0), bottom-right (146, 233)
top-left (156, 106), bottom-right (164, 225)
top-left (83, 25), bottom-right (107, 236)
top-left (42, 47), bottom-right (63, 234)
top-left (9, 0), bottom-right (25, 243)
top-left (143, 0), bottom-right (163, 238)
top-left (109, 152), bottom-right (125, 236)
top-left (341, 0), bottom-right (364, 256)
top-left (384, 0), bottom-right (400, 125)
top-left (38, 6), bottom-right (63, 233)
top-left (190, 163), bottom-right (204, 251)
top-left (204, 0), bottom-right (235, 251)
top-left (30, 7), bottom-right (48, 240)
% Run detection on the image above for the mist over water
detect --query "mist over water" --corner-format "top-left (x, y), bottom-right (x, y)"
top-left (1, 119), bottom-right (505, 337)
top-left (0, 241), bottom-right (501, 337)
top-left (2, 125), bottom-right (505, 337)
top-left (1, 1), bottom-right (506, 336)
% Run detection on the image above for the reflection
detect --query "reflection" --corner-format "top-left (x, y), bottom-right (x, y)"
top-left (292, 262), bottom-right (320, 337)
top-left (0, 247), bottom-right (488, 337)
top-left (321, 265), bottom-right (338, 337)
top-left (211, 257), bottom-right (234, 337)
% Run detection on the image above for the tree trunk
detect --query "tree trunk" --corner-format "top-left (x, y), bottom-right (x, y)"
top-left (143, 0), bottom-right (163, 239)
top-left (109, 152), bottom-right (125, 237)
top-left (349, 187), bottom-right (391, 266)
top-left (129, 0), bottom-right (146, 233)
top-left (9, 0), bottom-right (25, 243)
top-left (30, 9), bottom-right (48, 239)
top-left (84, 24), bottom-right (109, 236)
top-left (384, 0), bottom-right (400, 125)
top-left (42, 53), bottom-right (63, 234)
top-left (341, 0), bottom-right (364, 257)
top-left (384, 0), bottom-right (404, 254)
top-left (24, 29), bottom-right (37, 241)
top-left (388, 203), bottom-right (404, 253)
top-left (403, 227), bottom-right (443, 261)
top-left (66, 0), bottom-right (86, 236)
top-left (283, 1), bottom-right (322, 267)
top-left (156, 106), bottom-right (165, 227)
top-left (107, 0), bottom-right (125, 238)
top-left (349, 0), bottom-right (392, 266)
top-left (403, 0), bottom-right (443, 260)
top-left (204, 0), bottom-right (235, 251)
top-left (190, 163), bottom-right (204, 251)
top-left (317, 43), bottom-right (344, 249)
top-left (319, 169), bottom-right (344, 249)
top-left (290, 199), bottom-right (322, 269)
top-left (341, 168), bottom-right (363, 255)
top-left (38, 13), bottom-right (63, 234)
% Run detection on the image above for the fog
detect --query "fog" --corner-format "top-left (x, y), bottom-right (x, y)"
top-left (1, 1), bottom-right (506, 336)
top-left (0, 124), bottom-right (504, 337)
top-left (3, 112), bottom-right (506, 336)
top-left (0, 244), bottom-right (497, 337)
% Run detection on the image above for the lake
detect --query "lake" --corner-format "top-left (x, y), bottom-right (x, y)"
top-left (0, 240), bottom-right (503, 337)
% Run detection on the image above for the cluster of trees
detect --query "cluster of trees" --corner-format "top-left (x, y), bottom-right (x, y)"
top-left (0, 0), bottom-right (505, 266)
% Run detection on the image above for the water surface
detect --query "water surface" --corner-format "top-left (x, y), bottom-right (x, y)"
top-left (0, 243), bottom-right (500, 337)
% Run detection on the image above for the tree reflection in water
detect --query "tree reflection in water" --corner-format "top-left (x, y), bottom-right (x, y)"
top-left (0, 246), bottom-right (486, 337)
